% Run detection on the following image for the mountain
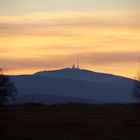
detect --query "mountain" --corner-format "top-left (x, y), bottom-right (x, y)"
top-left (9, 68), bottom-right (137, 105)
top-left (34, 68), bottom-right (126, 83)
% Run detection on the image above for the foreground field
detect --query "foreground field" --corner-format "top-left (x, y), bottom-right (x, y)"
top-left (1, 104), bottom-right (140, 140)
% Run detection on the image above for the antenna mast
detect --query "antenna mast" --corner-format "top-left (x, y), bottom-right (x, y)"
top-left (77, 57), bottom-right (79, 69)
top-left (0, 68), bottom-right (3, 75)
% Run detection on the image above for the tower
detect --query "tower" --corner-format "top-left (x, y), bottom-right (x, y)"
top-left (72, 64), bottom-right (75, 69)
top-left (71, 57), bottom-right (80, 69)
top-left (77, 57), bottom-right (79, 69)
top-left (0, 68), bottom-right (3, 75)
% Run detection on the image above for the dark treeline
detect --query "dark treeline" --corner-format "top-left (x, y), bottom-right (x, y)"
top-left (0, 68), bottom-right (17, 106)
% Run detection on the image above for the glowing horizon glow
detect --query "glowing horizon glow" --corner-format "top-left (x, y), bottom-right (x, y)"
top-left (0, 1), bottom-right (140, 78)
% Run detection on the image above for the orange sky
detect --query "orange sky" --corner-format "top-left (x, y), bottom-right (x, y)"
top-left (0, 1), bottom-right (140, 78)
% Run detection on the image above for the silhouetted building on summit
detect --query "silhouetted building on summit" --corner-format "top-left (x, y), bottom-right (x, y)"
top-left (72, 64), bottom-right (76, 69)
top-left (71, 58), bottom-right (80, 69)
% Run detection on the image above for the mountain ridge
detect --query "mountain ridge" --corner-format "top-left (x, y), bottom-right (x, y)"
top-left (9, 68), bottom-right (137, 105)
top-left (33, 68), bottom-right (132, 83)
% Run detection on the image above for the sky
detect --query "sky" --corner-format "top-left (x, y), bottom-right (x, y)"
top-left (0, 0), bottom-right (140, 78)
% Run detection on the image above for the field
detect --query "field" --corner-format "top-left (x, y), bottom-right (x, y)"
top-left (1, 104), bottom-right (140, 140)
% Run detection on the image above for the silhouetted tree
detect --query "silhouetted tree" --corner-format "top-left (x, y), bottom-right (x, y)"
top-left (0, 68), bottom-right (17, 106)
top-left (134, 65), bottom-right (140, 101)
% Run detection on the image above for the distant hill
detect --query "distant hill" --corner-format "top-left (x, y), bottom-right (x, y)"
top-left (9, 68), bottom-right (137, 105)
top-left (34, 68), bottom-right (128, 83)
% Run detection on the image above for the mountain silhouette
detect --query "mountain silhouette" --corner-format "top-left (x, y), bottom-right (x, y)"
top-left (9, 68), bottom-right (136, 105)
top-left (34, 68), bottom-right (127, 83)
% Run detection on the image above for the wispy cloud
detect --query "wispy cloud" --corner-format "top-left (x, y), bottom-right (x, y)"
top-left (0, 10), bottom-right (139, 37)
top-left (82, 51), bottom-right (140, 64)
top-left (1, 51), bottom-right (140, 71)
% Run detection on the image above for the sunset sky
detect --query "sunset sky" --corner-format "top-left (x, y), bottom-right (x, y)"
top-left (0, 0), bottom-right (140, 78)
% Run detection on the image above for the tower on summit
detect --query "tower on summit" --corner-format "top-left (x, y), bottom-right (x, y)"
top-left (71, 58), bottom-right (80, 69)
top-left (77, 57), bottom-right (79, 69)
top-left (72, 64), bottom-right (75, 69)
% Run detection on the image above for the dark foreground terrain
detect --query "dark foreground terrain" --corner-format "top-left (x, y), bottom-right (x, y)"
top-left (1, 104), bottom-right (140, 140)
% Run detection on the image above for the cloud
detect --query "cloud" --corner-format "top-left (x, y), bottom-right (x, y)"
top-left (1, 51), bottom-right (140, 73)
top-left (81, 51), bottom-right (140, 65)
top-left (0, 55), bottom-right (74, 72)
top-left (0, 10), bottom-right (139, 37)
